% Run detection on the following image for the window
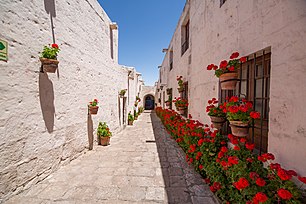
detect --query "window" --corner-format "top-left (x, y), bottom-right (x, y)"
top-left (181, 20), bottom-right (189, 56)
top-left (220, 0), bottom-right (227, 7)
top-left (169, 49), bottom-right (173, 70)
top-left (220, 49), bottom-right (271, 154)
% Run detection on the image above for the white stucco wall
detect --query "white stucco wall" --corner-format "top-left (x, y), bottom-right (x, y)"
top-left (157, 0), bottom-right (306, 176)
top-left (0, 0), bottom-right (141, 200)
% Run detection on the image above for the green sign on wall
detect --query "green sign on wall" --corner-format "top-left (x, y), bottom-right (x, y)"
top-left (0, 39), bottom-right (8, 62)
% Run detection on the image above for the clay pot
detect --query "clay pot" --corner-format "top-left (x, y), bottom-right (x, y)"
top-left (178, 107), bottom-right (186, 115)
top-left (166, 101), bottom-right (171, 106)
top-left (219, 72), bottom-right (238, 90)
top-left (229, 121), bottom-right (249, 137)
top-left (89, 106), bottom-right (99, 115)
top-left (100, 137), bottom-right (110, 146)
top-left (40, 58), bottom-right (59, 73)
top-left (177, 87), bottom-right (184, 93)
top-left (128, 120), bottom-right (133, 125)
top-left (210, 116), bottom-right (226, 129)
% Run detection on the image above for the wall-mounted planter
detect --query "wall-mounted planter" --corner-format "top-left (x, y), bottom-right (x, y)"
top-left (89, 106), bottom-right (99, 115)
top-left (210, 116), bottom-right (226, 130)
top-left (166, 101), bottom-right (171, 106)
top-left (177, 87), bottom-right (184, 93)
top-left (219, 72), bottom-right (238, 90)
top-left (178, 107), bottom-right (186, 115)
top-left (229, 121), bottom-right (249, 137)
top-left (40, 58), bottom-right (59, 73)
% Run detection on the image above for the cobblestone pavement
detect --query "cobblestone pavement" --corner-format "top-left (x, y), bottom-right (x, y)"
top-left (5, 111), bottom-right (218, 204)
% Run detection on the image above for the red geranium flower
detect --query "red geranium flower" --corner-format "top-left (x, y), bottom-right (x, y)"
top-left (234, 178), bottom-right (249, 190)
top-left (240, 56), bottom-right (247, 63)
top-left (277, 168), bottom-right (292, 181)
top-left (228, 66), bottom-right (235, 72)
top-left (253, 192), bottom-right (268, 203)
top-left (298, 176), bottom-right (306, 184)
top-left (230, 52), bottom-right (239, 59)
top-left (245, 143), bottom-right (255, 150)
top-left (256, 178), bottom-right (266, 187)
top-left (219, 60), bottom-right (228, 69)
top-left (250, 111), bottom-right (261, 119)
top-left (51, 43), bottom-right (59, 49)
top-left (277, 188), bottom-right (292, 200)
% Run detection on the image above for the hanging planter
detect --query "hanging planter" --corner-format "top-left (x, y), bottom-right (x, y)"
top-left (88, 99), bottom-right (99, 115)
top-left (210, 116), bottom-right (226, 130)
top-left (178, 107), bottom-right (186, 115)
top-left (229, 121), bottom-right (249, 137)
top-left (224, 96), bottom-right (261, 137)
top-left (40, 58), bottom-right (59, 73)
top-left (219, 72), bottom-right (238, 90)
top-left (206, 52), bottom-right (247, 90)
top-left (40, 43), bottom-right (60, 73)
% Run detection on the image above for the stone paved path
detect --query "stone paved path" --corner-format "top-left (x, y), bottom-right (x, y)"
top-left (5, 111), bottom-right (218, 204)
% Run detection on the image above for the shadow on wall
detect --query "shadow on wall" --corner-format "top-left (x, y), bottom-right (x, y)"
top-left (87, 113), bottom-right (94, 150)
top-left (44, 0), bottom-right (56, 44)
top-left (44, 0), bottom-right (56, 17)
top-left (39, 73), bottom-right (55, 133)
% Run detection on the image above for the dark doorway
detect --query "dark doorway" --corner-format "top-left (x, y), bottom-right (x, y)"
top-left (144, 95), bottom-right (155, 110)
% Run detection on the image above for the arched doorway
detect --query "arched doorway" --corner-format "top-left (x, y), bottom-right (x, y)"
top-left (144, 95), bottom-right (155, 110)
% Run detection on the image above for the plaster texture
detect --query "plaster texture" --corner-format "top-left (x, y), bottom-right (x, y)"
top-left (0, 0), bottom-right (142, 200)
top-left (157, 0), bottom-right (306, 177)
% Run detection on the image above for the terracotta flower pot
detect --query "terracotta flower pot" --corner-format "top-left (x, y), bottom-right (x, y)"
top-left (40, 58), bottom-right (59, 73)
top-left (100, 137), bottom-right (109, 146)
top-left (166, 101), bottom-right (171, 106)
top-left (219, 72), bottom-right (238, 90)
top-left (128, 120), bottom-right (133, 125)
top-left (210, 116), bottom-right (226, 129)
top-left (229, 121), bottom-right (249, 137)
top-left (177, 87), bottom-right (184, 93)
top-left (89, 106), bottom-right (99, 115)
top-left (178, 107), bottom-right (186, 115)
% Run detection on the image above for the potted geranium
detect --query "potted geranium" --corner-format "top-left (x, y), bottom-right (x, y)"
top-left (88, 99), bottom-right (99, 115)
top-left (224, 96), bottom-right (260, 137)
top-left (173, 97), bottom-right (188, 115)
top-left (128, 112), bottom-right (134, 125)
top-left (206, 98), bottom-right (226, 129)
top-left (134, 110), bottom-right (138, 120)
top-left (177, 76), bottom-right (185, 93)
top-left (119, 89), bottom-right (127, 97)
top-left (40, 43), bottom-right (60, 73)
top-left (136, 96), bottom-right (141, 102)
top-left (207, 52), bottom-right (247, 90)
top-left (97, 122), bottom-right (112, 146)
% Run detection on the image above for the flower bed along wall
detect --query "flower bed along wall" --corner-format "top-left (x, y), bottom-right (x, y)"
top-left (156, 107), bottom-right (306, 204)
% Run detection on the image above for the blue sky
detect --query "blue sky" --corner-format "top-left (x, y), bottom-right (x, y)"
top-left (98, 0), bottom-right (186, 86)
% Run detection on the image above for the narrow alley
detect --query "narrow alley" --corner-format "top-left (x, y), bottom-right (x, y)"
top-left (5, 111), bottom-right (218, 204)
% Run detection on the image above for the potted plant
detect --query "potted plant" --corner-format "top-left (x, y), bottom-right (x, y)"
top-left (139, 107), bottom-right (144, 114)
top-left (40, 43), bottom-right (60, 73)
top-left (224, 96), bottom-right (260, 137)
top-left (206, 98), bottom-right (226, 129)
top-left (119, 89), bottom-right (127, 97)
top-left (173, 97), bottom-right (188, 115)
top-left (177, 76), bottom-right (185, 93)
top-left (136, 96), bottom-right (141, 102)
top-left (207, 52), bottom-right (247, 90)
top-left (128, 112), bottom-right (134, 125)
top-left (88, 99), bottom-right (99, 115)
top-left (134, 110), bottom-right (138, 120)
top-left (97, 122), bottom-right (112, 146)
top-left (134, 101), bottom-right (138, 107)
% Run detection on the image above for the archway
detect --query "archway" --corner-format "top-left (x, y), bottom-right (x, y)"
top-left (144, 94), bottom-right (155, 110)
